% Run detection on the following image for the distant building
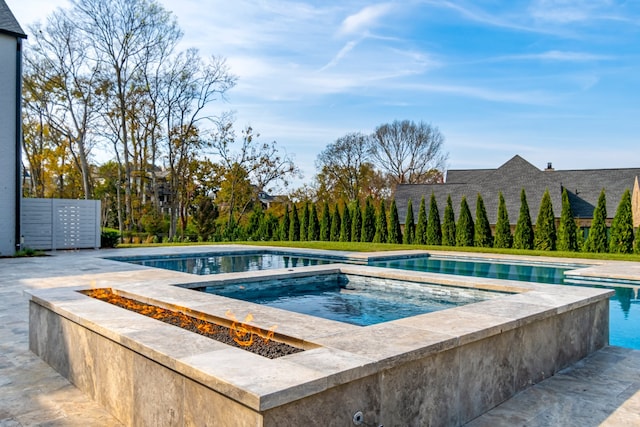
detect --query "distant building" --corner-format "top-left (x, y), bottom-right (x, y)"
top-left (395, 155), bottom-right (640, 230)
top-left (0, 0), bottom-right (26, 255)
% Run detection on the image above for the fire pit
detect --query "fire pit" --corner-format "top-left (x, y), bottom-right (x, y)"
top-left (83, 288), bottom-right (302, 358)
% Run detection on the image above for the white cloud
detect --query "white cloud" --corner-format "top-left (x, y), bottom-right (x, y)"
top-left (528, 0), bottom-right (615, 23)
top-left (338, 3), bottom-right (394, 36)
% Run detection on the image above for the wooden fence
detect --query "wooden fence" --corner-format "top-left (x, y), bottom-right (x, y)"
top-left (22, 199), bottom-right (101, 250)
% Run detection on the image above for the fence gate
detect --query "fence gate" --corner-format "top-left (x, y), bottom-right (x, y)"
top-left (22, 199), bottom-right (101, 250)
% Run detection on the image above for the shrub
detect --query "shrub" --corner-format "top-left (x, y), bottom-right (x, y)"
top-left (351, 201), bottom-right (363, 242)
top-left (494, 192), bottom-right (512, 249)
top-left (101, 228), bottom-right (120, 248)
top-left (320, 201), bottom-right (331, 241)
top-left (388, 199), bottom-right (402, 244)
top-left (308, 203), bottom-right (320, 240)
top-left (456, 196), bottom-right (474, 247)
top-left (403, 199), bottom-right (415, 244)
top-left (474, 193), bottom-right (492, 248)
top-left (361, 197), bottom-right (376, 242)
top-left (415, 196), bottom-right (428, 245)
top-left (330, 203), bottom-right (341, 241)
top-left (609, 189), bottom-right (634, 254)
top-left (442, 195), bottom-right (456, 246)
top-left (289, 204), bottom-right (300, 241)
top-left (340, 203), bottom-right (351, 242)
top-left (557, 188), bottom-right (578, 251)
top-left (513, 189), bottom-right (534, 250)
top-left (374, 200), bottom-right (388, 243)
top-left (426, 193), bottom-right (442, 246)
top-left (280, 204), bottom-right (290, 241)
top-left (585, 190), bottom-right (608, 253)
top-left (534, 189), bottom-right (556, 251)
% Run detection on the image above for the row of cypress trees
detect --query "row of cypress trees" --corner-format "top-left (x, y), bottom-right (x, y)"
top-left (255, 187), bottom-right (639, 254)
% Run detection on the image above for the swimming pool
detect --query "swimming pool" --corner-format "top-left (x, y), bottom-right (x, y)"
top-left (199, 273), bottom-right (505, 326)
top-left (109, 252), bottom-right (337, 275)
top-left (370, 256), bottom-right (577, 284)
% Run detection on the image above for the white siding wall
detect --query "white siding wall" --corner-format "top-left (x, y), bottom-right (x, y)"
top-left (0, 33), bottom-right (17, 255)
top-left (22, 199), bottom-right (101, 250)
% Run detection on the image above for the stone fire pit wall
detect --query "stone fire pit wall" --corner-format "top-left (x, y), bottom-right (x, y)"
top-left (28, 264), bottom-right (612, 426)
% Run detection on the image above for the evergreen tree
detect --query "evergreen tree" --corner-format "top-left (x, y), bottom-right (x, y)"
top-left (289, 204), bottom-right (300, 241)
top-left (330, 203), bottom-right (341, 242)
top-left (474, 193), bottom-right (493, 247)
top-left (246, 205), bottom-right (265, 241)
top-left (456, 196), bottom-right (474, 247)
top-left (351, 201), bottom-right (362, 242)
top-left (260, 212), bottom-right (279, 241)
top-left (361, 196), bottom-right (376, 242)
top-left (636, 227), bottom-right (640, 254)
top-left (442, 195), bottom-right (456, 246)
top-left (403, 199), bottom-right (415, 244)
top-left (280, 204), bottom-right (290, 241)
top-left (340, 203), bottom-right (351, 242)
top-left (320, 201), bottom-right (331, 241)
top-left (374, 200), bottom-right (388, 243)
top-left (388, 199), bottom-right (402, 244)
top-left (494, 192), bottom-right (512, 249)
top-left (585, 190), bottom-right (608, 253)
top-left (415, 196), bottom-right (428, 245)
top-left (426, 193), bottom-right (442, 245)
top-left (308, 203), bottom-right (320, 240)
top-left (513, 189), bottom-right (534, 250)
top-left (556, 188), bottom-right (577, 251)
top-left (534, 189), bottom-right (556, 251)
top-left (609, 189), bottom-right (634, 253)
top-left (300, 201), bottom-right (309, 241)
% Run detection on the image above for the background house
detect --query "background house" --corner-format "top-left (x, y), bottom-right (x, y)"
top-left (396, 155), bottom-right (640, 231)
top-left (0, 0), bottom-right (26, 255)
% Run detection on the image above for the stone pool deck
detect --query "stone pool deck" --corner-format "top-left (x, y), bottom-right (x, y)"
top-left (2, 245), bottom-right (640, 426)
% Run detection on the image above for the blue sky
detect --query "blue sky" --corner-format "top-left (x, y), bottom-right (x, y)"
top-left (8, 0), bottom-right (640, 188)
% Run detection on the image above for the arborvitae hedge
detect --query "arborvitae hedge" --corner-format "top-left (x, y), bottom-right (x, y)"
top-left (308, 203), bottom-right (320, 240)
top-left (513, 189), bottom-right (534, 250)
top-left (362, 196), bottom-right (376, 242)
top-left (474, 193), bottom-right (493, 247)
top-left (585, 189), bottom-right (608, 253)
top-left (374, 200), bottom-right (388, 243)
top-left (557, 188), bottom-right (577, 251)
top-left (494, 192), bottom-right (512, 249)
top-left (426, 193), bottom-right (442, 245)
top-left (403, 199), bottom-right (415, 244)
top-left (351, 201), bottom-right (362, 242)
top-left (340, 203), bottom-right (351, 242)
top-left (456, 196), bottom-right (474, 247)
top-left (330, 203), bottom-right (341, 242)
top-left (609, 189), bottom-right (634, 253)
top-left (388, 199), bottom-right (402, 244)
top-left (442, 195), bottom-right (456, 246)
top-left (320, 201), bottom-right (331, 241)
top-left (415, 196), bottom-right (427, 245)
top-left (534, 189), bottom-right (556, 251)
top-left (289, 204), bottom-right (300, 241)
top-left (300, 201), bottom-right (309, 241)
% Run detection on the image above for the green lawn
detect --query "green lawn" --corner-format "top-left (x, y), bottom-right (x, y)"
top-left (115, 240), bottom-right (640, 262)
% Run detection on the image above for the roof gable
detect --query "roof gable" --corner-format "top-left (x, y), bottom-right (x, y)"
top-left (0, 0), bottom-right (26, 38)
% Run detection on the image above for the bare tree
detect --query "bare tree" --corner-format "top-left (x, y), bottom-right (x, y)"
top-left (24, 11), bottom-right (101, 199)
top-left (368, 120), bottom-right (448, 187)
top-left (315, 132), bottom-right (372, 202)
top-left (72, 0), bottom-right (182, 231)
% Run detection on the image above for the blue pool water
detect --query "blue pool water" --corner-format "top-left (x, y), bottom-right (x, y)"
top-left (370, 257), bottom-right (575, 284)
top-left (110, 252), bottom-right (336, 275)
top-left (371, 256), bottom-right (640, 349)
top-left (201, 275), bottom-right (502, 326)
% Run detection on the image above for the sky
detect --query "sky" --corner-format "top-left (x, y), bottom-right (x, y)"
top-left (6, 0), bottom-right (640, 189)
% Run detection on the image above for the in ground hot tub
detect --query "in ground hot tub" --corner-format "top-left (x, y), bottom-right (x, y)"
top-left (28, 263), bottom-right (612, 426)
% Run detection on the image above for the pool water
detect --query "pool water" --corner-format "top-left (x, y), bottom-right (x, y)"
top-left (201, 275), bottom-right (503, 326)
top-left (370, 257), bottom-right (574, 284)
top-left (112, 252), bottom-right (336, 275)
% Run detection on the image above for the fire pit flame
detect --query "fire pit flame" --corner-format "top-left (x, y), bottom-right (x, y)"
top-left (225, 310), bottom-right (278, 347)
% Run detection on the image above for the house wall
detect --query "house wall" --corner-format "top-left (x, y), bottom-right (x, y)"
top-left (0, 32), bottom-right (18, 255)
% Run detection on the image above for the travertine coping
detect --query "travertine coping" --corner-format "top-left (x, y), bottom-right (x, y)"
top-left (27, 259), bottom-right (613, 412)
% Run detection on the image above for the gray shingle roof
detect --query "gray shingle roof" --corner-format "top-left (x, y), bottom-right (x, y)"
top-left (0, 0), bottom-right (26, 38)
top-left (396, 155), bottom-right (640, 225)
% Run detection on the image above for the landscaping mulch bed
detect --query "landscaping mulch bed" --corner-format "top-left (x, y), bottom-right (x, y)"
top-left (84, 288), bottom-right (303, 359)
